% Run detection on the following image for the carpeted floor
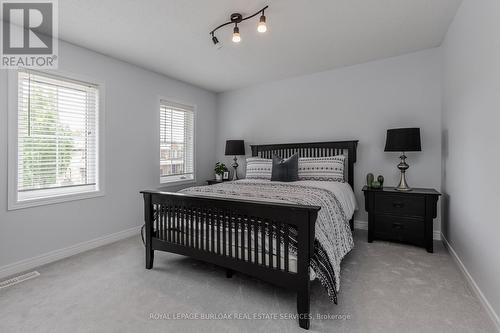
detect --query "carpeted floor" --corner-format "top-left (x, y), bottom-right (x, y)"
top-left (0, 230), bottom-right (496, 333)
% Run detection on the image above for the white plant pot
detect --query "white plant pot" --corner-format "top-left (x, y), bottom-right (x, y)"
top-left (215, 174), bottom-right (222, 181)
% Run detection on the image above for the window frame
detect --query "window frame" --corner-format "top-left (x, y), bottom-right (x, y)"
top-left (7, 69), bottom-right (106, 210)
top-left (158, 97), bottom-right (196, 186)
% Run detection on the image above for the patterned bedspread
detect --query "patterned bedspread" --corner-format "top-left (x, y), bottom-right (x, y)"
top-left (180, 179), bottom-right (355, 303)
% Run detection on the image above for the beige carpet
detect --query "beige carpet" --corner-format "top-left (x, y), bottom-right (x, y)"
top-left (0, 230), bottom-right (496, 332)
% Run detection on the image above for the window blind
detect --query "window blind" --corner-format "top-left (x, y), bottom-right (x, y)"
top-left (17, 70), bottom-right (99, 200)
top-left (160, 101), bottom-right (194, 182)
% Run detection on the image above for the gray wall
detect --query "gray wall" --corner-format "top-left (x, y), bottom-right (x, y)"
top-left (216, 48), bottom-right (442, 227)
top-left (0, 41), bottom-right (217, 269)
top-left (442, 0), bottom-right (500, 319)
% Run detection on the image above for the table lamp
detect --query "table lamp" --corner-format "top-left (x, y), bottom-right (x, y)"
top-left (225, 140), bottom-right (245, 180)
top-left (384, 128), bottom-right (421, 191)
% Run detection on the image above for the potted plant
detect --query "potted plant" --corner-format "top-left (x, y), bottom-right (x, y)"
top-left (214, 162), bottom-right (228, 181)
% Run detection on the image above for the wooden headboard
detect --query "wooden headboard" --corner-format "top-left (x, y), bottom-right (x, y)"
top-left (250, 140), bottom-right (359, 189)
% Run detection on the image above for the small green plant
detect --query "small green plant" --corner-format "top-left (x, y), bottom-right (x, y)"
top-left (214, 162), bottom-right (228, 175)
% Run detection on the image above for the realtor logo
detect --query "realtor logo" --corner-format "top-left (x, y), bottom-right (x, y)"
top-left (1, 0), bottom-right (58, 68)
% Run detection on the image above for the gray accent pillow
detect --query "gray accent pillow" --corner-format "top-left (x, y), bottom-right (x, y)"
top-left (271, 153), bottom-right (299, 182)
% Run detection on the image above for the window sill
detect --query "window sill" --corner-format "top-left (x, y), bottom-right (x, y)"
top-left (159, 178), bottom-right (197, 187)
top-left (8, 189), bottom-right (105, 210)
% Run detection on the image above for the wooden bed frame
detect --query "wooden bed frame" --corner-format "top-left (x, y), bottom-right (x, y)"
top-left (141, 140), bottom-right (358, 329)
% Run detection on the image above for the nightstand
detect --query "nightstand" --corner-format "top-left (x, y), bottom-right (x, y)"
top-left (363, 186), bottom-right (440, 253)
top-left (206, 179), bottom-right (228, 185)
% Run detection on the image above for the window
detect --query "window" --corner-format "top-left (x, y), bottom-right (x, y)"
top-left (8, 70), bottom-right (102, 209)
top-left (160, 100), bottom-right (195, 184)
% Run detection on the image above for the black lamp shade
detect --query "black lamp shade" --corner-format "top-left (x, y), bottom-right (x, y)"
top-left (384, 128), bottom-right (421, 152)
top-left (225, 140), bottom-right (245, 156)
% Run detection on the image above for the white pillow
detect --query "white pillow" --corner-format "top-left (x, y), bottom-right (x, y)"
top-left (245, 157), bottom-right (272, 180)
top-left (298, 155), bottom-right (345, 182)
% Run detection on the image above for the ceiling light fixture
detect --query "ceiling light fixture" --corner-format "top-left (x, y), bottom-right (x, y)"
top-left (257, 12), bottom-right (267, 33)
top-left (210, 5), bottom-right (268, 46)
top-left (232, 25), bottom-right (241, 43)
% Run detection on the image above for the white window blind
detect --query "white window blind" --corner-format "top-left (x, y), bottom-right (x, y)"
top-left (16, 70), bottom-right (99, 202)
top-left (160, 100), bottom-right (194, 183)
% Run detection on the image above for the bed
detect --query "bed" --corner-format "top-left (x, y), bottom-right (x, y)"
top-left (141, 140), bottom-right (358, 329)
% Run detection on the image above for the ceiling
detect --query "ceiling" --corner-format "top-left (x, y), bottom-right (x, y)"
top-left (59, 0), bottom-right (462, 92)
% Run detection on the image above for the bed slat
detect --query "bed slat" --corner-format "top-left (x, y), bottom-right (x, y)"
top-left (181, 206), bottom-right (185, 246)
top-left (247, 216), bottom-right (252, 263)
top-left (162, 206), bottom-right (166, 241)
top-left (254, 218), bottom-right (259, 264)
top-left (284, 226), bottom-right (289, 272)
top-left (261, 220), bottom-right (267, 266)
top-left (225, 214), bottom-right (228, 256)
top-left (269, 222), bottom-right (274, 268)
top-left (228, 212), bottom-right (233, 257)
top-left (277, 223), bottom-right (282, 270)
top-left (235, 215), bottom-right (240, 259)
top-left (240, 215), bottom-right (245, 261)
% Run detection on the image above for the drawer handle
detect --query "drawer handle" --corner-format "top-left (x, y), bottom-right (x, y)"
top-left (392, 201), bottom-right (405, 208)
top-left (392, 222), bottom-right (404, 229)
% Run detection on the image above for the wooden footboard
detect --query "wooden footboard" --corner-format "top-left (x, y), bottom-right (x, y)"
top-left (141, 190), bottom-right (320, 329)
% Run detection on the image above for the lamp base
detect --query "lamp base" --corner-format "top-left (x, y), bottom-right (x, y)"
top-left (232, 156), bottom-right (239, 181)
top-left (395, 185), bottom-right (412, 192)
top-left (395, 153), bottom-right (412, 191)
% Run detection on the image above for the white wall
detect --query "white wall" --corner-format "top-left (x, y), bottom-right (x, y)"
top-left (216, 48), bottom-right (442, 228)
top-left (0, 41), bottom-right (217, 270)
top-left (442, 0), bottom-right (500, 322)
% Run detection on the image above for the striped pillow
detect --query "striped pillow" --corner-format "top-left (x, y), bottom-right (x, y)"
top-left (298, 155), bottom-right (346, 182)
top-left (245, 157), bottom-right (272, 180)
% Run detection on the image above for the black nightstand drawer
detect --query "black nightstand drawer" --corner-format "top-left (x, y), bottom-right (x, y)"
top-left (374, 194), bottom-right (425, 217)
top-left (374, 215), bottom-right (425, 246)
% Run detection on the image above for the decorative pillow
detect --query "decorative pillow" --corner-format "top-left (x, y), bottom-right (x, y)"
top-left (298, 155), bottom-right (345, 182)
top-left (245, 157), bottom-right (272, 180)
top-left (271, 153), bottom-right (299, 182)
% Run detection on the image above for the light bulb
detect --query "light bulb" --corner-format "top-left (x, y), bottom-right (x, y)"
top-left (232, 26), bottom-right (241, 43)
top-left (257, 15), bottom-right (267, 33)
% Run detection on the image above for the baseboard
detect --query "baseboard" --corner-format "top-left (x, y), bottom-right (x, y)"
top-left (441, 233), bottom-right (500, 332)
top-left (354, 220), bottom-right (441, 240)
top-left (354, 219), bottom-right (368, 230)
top-left (0, 225), bottom-right (142, 280)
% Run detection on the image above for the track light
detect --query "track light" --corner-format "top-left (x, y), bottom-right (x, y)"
top-left (232, 25), bottom-right (241, 43)
top-left (211, 33), bottom-right (223, 49)
top-left (211, 34), bottom-right (219, 45)
top-left (257, 12), bottom-right (267, 33)
top-left (209, 5), bottom-right (268, 47)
